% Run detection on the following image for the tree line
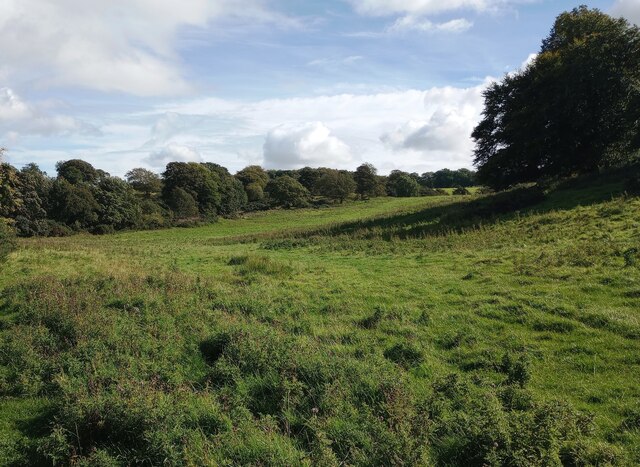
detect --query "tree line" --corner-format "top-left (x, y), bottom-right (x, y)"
top-left (0, 154), bottom-right (476, 238)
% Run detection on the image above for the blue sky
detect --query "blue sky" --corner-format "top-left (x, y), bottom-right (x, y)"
top-left (0, 0), bottom-right (637, 176)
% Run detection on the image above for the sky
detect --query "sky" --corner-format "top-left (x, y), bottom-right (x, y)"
top-left (0, 0), bottom-right (638, 177)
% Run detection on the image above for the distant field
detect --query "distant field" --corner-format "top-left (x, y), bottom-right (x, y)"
top-left (2, 182), bottom-right (640, 465)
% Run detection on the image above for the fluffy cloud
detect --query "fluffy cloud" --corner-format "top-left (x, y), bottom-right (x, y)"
top-left (0, 0), bottom-right (290, 96)
top-left (143, 143), bottom-right (203, 169)
top-left (3, 77), bottom-right (499, 176)
top-left (263, 122), bottom-right (353, 169)
top-left (612, 0), bottom-right (640, 25)
top-left (380, 83), bottom-right (487, 166)
top-left (0, 87), bottom-right (99, 137)
top-left (145, 80), bottom-right (491, 174)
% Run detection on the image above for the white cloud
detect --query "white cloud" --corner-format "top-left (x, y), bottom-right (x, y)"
top-left (521, 53), bottom-right (538, 69)
top-left (346, 0), bottom-right (512, 17)
top-left (380, 83), bottom-right (487, 165)
top-left (612, 0), bottom-right (640, 25)
top-left (0, 87), bottom-right (99, 137)
top-left (4, 72), bottom-right (511, 176)
top-left (144, 79), bottom-right (493, 174)
top-left (143, 143), bottom-right (203, 169)
top-left (263, 122), bottom-right (353, 169)
top-left (387, 17), bottom-right (473, 34)
top-left (0, 0), bottom-right (292, 96)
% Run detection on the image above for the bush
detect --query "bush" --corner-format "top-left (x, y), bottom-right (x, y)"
top-left (91, 224), bottom-right (116, 235)
top-left (46, 220), bottom-right (74, 237)
top-left (420, 186), bottom-right (449, 196)
top-left (453, 185), bottom-right (471, 195)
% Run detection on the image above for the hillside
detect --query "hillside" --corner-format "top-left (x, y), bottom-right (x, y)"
top-left (1, 176), bottom-right (639, 465)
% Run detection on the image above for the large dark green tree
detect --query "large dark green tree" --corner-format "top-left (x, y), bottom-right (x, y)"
top-left (56, 159), bottom-right (102, 185)
top-left (354, 163), bottom-right (380, 199)
top-left (314, 169), bottom-right (356, 203)
top-left (387, 170), bottom-right (420, 197)
top-left (0, 162), bottom-right (22, 219)
top-left (125, 168), bottom-right (162, 197)
top-left (162, 162), bottom-right (220, 217)
top-left (473, 6), bottom-right (640, 189)
top-left (235, 165), bottom-right (269, 190)
top-left (203, 163), bottom-right (247, 216)
top-left (14, 164), bottom-right (51, 236)
top-left (265, 176), bottom-right (310, 208)
top-left (94, 177), bottom-right (142, 231)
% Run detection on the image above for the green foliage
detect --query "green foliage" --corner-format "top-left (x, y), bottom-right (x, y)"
top-left (354, 163), bottom-right (380, 199)
top-left (0, 162), bottom-right (22, 219)
top-left (421, 168), bottom-right (477, 188)
top-left (1, 173), bottom-right (639, 464)
top-left (387, 170), bottom-right (421, 197)
top-left (474, 6), bottom-right (640, 189)
top-left (296, 166), bottom-right (327, 192)
top-left (162, 162), bottom-right (221, 217)
top-left (0, 219), bottom-right (16, 262)
top-left (167, 187), bottom-right (199, 219)
top-left (125, 167), bottom-right (162, 196)
top-left (453, 185), bottom-right (472, 195)
top-left (235, 165), bottom-right (269, 190)
top-left (314, 169), bottom-right (356, 203)
top-left (244, 182), bottom-right (264, 203)
top-left (14, 164), bottom-right (51, 237)
top-left (49, 178), bottom-right (100, 229)
top-left (210, 165), bottom-right (247, 216)
top-left (383, 342), bottom-right (424, 368)
top-left (265, 175), bottom-right (310, 208)
top-left (56, 159), bottom-right (100, 185)
top-left (94, 177), bottom-right (142, 231)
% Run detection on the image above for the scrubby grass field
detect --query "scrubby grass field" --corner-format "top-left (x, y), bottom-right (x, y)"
top-left (1, 178), bottom-right (639, 465)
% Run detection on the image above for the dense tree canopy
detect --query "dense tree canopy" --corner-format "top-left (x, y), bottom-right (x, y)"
top-left (235, 165), bottom-right (269, 190)
top-left (473, 6), bottom-right (640, 189)
top-left (0, 153), bottom-right (469, 237)
top-left (387, 170), bottom-right (421, 197)
top-left (313, 169), bottom-right (356, 203)
top-left (354, 163), bottom-right (380, 199)
top-left (265, 175), bottom-right (310, 208)
top-left (162, 162), bottom-right (221, 217)
top-left (125, 168), bottom-right (162, 197)
top-left (420, 169), bottom-right (476, 188)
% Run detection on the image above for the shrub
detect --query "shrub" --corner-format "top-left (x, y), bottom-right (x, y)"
top-left (46, 220), bottom-right (74, 237)
top-left (420, 186), bottom-right (449, 196)
top-left (453, 185), bottom-right (471, 195)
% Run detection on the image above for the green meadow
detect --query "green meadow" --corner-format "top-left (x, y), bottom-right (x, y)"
top-left (1, 175), bottom-right (639, 465)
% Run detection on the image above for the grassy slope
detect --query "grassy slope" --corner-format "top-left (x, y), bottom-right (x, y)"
top-left (1, 182), bottom-right (639, 464)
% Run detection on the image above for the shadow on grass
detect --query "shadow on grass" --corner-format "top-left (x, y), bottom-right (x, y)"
top-left (4, 401), bottom-right (56, 466)
top-left (292, 166), bottom-right (637, 242)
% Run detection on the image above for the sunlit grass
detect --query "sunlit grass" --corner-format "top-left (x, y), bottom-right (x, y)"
top-left (1, 183), bottom-right (639, 464)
